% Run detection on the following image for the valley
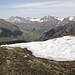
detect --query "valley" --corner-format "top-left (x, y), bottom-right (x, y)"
top-left (0, 15), bottom-right (75, 75)
top-left (7, 16), bottom-right (75, 42)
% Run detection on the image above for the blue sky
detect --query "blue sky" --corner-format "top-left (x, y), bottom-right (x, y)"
top-left (0, 0), bottom-right (75, 19)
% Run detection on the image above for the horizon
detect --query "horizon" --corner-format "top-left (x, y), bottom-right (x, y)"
top-left (0, 0), bottom-right (75, 19)
top-left (5, 15), bottom-right (75, 20)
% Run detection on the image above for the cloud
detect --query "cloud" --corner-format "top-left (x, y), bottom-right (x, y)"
top-left (10, 0), bottom-right (75, 8)
top-left (0, 0), bottom-right (75, 19)
top-left (0, 0), bottom-right (75, 9)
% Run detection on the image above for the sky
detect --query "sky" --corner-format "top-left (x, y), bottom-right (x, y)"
top-left (0, 0), bottom-right (75, 19)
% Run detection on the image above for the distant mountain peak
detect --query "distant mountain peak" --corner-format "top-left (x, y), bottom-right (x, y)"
top-left (7, 16), bottom-right (75, 26)
top-left (68, 17), bottom-right (75, 21)
top-left (55, 17), bottom-right (64, 21)
top-left (7, 16), bottom-right (43, 23)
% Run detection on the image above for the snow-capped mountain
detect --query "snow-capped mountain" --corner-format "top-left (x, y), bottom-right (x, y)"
top-left (7, 16), bottom-right (75, 25)
top-left (57, 16), bottom-right (75, 26)
top-left (2, 35), bottom-right (75, 61)
top-left (7, 16), bottom-right (43, 23)
top-left (7, 16), bottom-right (62, 23)
top-left (40, 16), bottom-right (64, 22)
top-left (7, 16), bottom-right (75, 42)
top-left (68, 17), bottom-right (75, 21)
top-left (55, 17), bottom-right (64, 21)
top-left (7, 16), bottom-right (31, 23)
top-left (44, 21), bottom-right (75, 40)
top-left (38, 16), bottom-right (74, 25)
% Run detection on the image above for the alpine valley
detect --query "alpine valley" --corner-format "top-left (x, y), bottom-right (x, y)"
top-left (7, 16), bottom-right (75, 41)
top-left (0, 16), bottom-right (75, 75)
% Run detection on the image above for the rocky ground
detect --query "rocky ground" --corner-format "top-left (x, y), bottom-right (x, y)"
top-left (0, 46), bottom-right (75, 75)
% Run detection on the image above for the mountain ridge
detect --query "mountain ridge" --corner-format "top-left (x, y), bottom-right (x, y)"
top-left (0, 16), bottom-right (75, 42)
top-left (44, 21), bottom-right (75, 40)
top-left (7, 16), bottom-right (75, 23)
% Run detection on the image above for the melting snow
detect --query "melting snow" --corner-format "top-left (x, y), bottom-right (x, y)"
top-left (2, 36), bottom-right (75, 61)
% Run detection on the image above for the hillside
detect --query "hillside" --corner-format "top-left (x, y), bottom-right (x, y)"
top-left (1, 33), bottom-right (75, 75)
top-left (0, 19), bottom-right (29, 42)
top-left (44, 21), bottom-right (75, 40)
top-left (0, 46), bottom-right (75, 75)
top-left (0, 19), bottom-right (42, 43)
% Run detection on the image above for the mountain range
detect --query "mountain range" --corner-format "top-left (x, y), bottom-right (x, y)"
top-left (0, 16), bottom-right (75, 43)
top-left (7, 16), bottom-right (75, 25)
top-left (7, 16), bottom-right (60, 41)
top-left (7, 16), bottom-right (75, 41)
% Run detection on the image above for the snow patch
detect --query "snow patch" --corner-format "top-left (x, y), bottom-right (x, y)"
top-left (2, 36), bottom-right (75, 61)
top-left (29, 18), bottom-right (43, 22)
top-left (29, 18), bottom-right (40, 21)
top-left (56, 17), bottom-right (64, 21)
top-left (69, 17), bottom-right (74, 21)
top-left (12, 18), bottom-right (21, 22)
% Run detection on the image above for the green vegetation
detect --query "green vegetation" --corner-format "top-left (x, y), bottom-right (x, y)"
top-left (0, 37), bottom-right (12, 42)
top-left (0, 46), bottom-right (75, 75)
top-left (0, 19), bottom-right (59, 42)
top-left (0, 19), bottom-right (46, 42)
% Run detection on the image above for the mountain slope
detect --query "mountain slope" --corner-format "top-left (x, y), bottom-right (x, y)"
top-left (0, 46), bottom-right (75, 75)
top-left (44, 21), bottom-right (75, 39)
top-left (7, 16), bottom-right (60, 40)
top-left (0, 19), bottom-right (42, 42)
top-left (0, 19), bottom-right (26, 42)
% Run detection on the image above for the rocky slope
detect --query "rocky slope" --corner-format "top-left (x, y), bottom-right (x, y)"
top-left (44, 21), bottom-right (75, 40)
top-left (0, 46), bottom-right (75, 75)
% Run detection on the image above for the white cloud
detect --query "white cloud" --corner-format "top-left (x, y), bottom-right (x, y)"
top-left (10, 0), bottom-right (75, 8)
top-left (10, 1), bottom-right (56, 8)
top-left (46, 2), bottom-right (75, 8)
top-left (0, 0), bottom-right (75, 18)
